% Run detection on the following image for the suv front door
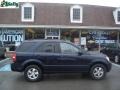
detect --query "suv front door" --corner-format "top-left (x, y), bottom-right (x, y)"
top-left (56, 42), bottom-right (84, 72)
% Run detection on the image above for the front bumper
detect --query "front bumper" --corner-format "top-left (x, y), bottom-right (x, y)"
top-left (107, 62), bottom-right (112, 72)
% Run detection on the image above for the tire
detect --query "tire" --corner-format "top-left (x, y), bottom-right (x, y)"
top-left (115, 55), bottom-right (119, 64)
top-left (24, 65), bottom-right (43, 82)
top-left (0, 54), bottom-right (5, 59)
top-left (90, 64), bottom-right (107, 80)
top-left (1, 54), bottom-right (5, 59)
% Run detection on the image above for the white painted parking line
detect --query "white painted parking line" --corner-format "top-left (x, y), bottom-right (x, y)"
top-left (112, 63), bottom-right (120, 68)
top-left (0, 64), bottom-right (11, 71)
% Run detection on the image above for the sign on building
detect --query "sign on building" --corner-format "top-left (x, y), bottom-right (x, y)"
top-left (0, 28), bottom-right (24, 45)
top-left (0, 0), bottom-right (19, 9)
top-left (81, 37), bottom-right (86, 45)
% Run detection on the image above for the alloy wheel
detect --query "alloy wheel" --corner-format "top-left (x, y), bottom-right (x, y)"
top-left (93, 67), bottom-right (104, 78)
top-left (90, 64), bottom-right (106, 80)
top-left (24, 65), bottom-right (43, 82)
top-left (27, 68), bottom-right (39, 80)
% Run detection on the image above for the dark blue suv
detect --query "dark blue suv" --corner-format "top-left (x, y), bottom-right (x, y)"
top-left (11, 40), bottom-right (112, 82)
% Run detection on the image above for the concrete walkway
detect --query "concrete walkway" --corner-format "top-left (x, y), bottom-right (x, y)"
top-left (0, 58), bottom-right (12, 69)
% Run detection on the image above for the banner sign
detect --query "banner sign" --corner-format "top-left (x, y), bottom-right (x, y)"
top-left (0, 29), bottom-right (24, 42)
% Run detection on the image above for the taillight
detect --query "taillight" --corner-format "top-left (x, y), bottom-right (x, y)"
top-left (12, 53), bottom-right (16, 62)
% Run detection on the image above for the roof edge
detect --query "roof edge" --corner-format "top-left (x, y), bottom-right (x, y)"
top-left (0, 24), bottom-right (120, 30)
top-left (19, 2), bottom-right (117, 8)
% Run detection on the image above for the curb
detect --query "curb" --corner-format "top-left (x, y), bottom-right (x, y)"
top-left (112, 63), bottom-right (120, 68)
top-left (0, 64), bottom-right (11, 71)
top-left (0, 58), bottom-right (11, 68)
top-left (0, 58), bottom-right (10, 63)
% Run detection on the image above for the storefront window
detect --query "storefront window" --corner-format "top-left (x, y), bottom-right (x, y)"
top-left (61, 29), bottom-right (80, 45)
top-left (81, 30), bottom-right (98, 50)
top-left (81, 30), bottom-right (117, 51)
top-left (25, 28), bottom-right (45, 40)
top-left (100, 31), bottom-right (117, 49)
top-left (45, 28), bottom-right (60, 39)
top-left (46, 29), bottom-right (59, 36)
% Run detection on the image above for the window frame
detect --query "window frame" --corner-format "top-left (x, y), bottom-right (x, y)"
top-left (70, 5), bottom-right (83, 23)
top-left (113, 8), bottom-right (120, 24)
top-left (21, 3), bottom-right (35, 22)
top-left (117, 11), bottom-right (120, 22)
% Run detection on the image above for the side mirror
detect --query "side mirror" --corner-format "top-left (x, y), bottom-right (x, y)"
top-left (78, 52), bottom-right (83, 56)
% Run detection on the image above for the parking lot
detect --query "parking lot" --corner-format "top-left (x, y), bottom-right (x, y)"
top-left (0, 59), bottom-right (120, 90)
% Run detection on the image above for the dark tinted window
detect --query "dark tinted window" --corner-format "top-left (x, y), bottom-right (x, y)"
top-left (24, 7), bottom-right (32, 19)
top-left (117, 11), bottom-right (120, 22)
top-left (36, 42), bottom-right (54, 53)
top-left (16, 42), bottom-right (36, 52)
top-left (73, 8), bottom-right (80, 20)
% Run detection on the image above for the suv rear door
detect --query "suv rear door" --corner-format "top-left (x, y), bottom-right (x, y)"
top-left (16, 42), bottom-right (37, 62)
top-left (34, 42), bottom-right (61, 72)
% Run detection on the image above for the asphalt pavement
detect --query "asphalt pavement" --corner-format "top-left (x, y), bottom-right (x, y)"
top-left (0, 63), bottom-right (120, 90)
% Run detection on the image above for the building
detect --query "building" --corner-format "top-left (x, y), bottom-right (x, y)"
top-left (0, 2), bottom-right (120, 51)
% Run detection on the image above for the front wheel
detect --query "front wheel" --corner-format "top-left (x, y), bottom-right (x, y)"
top-left (24, 65), bottom-right (43, 82)
top-left (90, 64), bottom-right (107, 80)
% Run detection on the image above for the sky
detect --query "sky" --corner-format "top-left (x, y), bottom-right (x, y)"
top-left (1, 0), bottom-right (120, 7)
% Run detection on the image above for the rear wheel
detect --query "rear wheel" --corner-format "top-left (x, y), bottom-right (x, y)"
top-left (24, 65), bottom-right (43, 82)
top-left (0, 54), bottom-right (5, 59)
top-left (90, 64), bottom-right (107, 80)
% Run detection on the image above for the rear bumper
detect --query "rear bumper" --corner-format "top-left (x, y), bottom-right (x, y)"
top-left (11, 63), bottom-right (23, 72)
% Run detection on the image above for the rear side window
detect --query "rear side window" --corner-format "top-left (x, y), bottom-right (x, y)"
top-left (36, 42), bottom-right (54, 53)
top-left (16, 42), bottom-right (36, 52)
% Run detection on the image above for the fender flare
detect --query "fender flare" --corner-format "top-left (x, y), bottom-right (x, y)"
top-left (21, 59), bottom-right (44, 70)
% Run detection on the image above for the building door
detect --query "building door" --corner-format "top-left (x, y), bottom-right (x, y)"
top-left (45, 29), bottom-right (60, 39)
top-left (46, 36), bottom-right (60, 39)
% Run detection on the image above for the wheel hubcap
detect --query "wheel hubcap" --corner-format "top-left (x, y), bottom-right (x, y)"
top-left (27, 68), bottom-right (39, 80)
top-left (93, 67), bottom-right (104, 78)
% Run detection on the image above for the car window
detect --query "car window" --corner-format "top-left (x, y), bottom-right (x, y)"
top-left (36, 42), bottom-right (55, 53)
top-left (60, 43), bottom-right (79, 54)
top-left (16, 42), bottom-right (36, 52)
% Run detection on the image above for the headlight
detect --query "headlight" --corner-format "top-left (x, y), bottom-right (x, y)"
top-left (106, 56), bottom-right (110, 62)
